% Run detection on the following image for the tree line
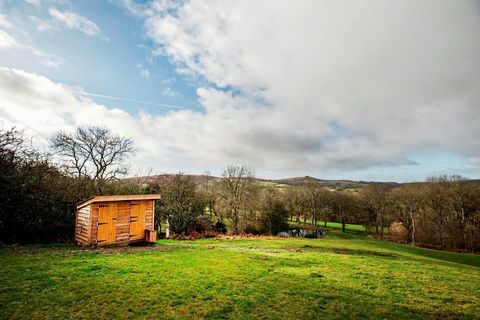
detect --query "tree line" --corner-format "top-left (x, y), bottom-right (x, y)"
top-left (279, 179), bottom-right (480, 252)
top-left (1, 126), bottom-right (479, 253)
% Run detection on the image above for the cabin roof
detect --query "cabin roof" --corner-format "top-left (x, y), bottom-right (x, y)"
top-left (76, 194), bottom-right (161, 209)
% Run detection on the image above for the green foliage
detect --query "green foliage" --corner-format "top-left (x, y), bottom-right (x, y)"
top-left (0, 128), bottom-right (93, 243)
top-left (258, 188), bottom-right (289, 234)
top-left (0, 128), bottom-right (145, 244)
top-left (159, 173), bottom-right (205, 235)
top-left (1, 233), bottom-right (479, 319)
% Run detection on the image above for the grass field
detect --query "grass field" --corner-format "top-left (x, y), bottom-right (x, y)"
top-left (1, 230), bottom-right (479, 319)
top-left (290, 220), bottom-right (367, 233)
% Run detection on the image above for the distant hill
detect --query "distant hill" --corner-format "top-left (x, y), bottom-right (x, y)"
top-left (124, 174), bottom-right (216, 186)
top-left (125, 174), bottom-right (400, 191)
top-left (270, 176), bottom-right (399, 190)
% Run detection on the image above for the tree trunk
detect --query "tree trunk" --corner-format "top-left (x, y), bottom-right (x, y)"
top-left (380, 214), bottom-right (384, 239)
top-left (411, 212), bottom-right (415, 246)
top-left (232, 208), bottom-right (239, 235)
top-left (462, 210), bottom-right (467, 251)
top-left (470, 230), bottom-right (474, 253)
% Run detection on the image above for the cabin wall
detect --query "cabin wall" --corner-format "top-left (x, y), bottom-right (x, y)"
top-left (90, 203), bottom-right (99, 246)
top-left (115, 201), bottom-right (132, 244)
top-left (87, 200), bottom-right (156, 246)
top-left (145, 200), bottom-right (154, 230)
top-left (75, 204), bottom-right (91, 246)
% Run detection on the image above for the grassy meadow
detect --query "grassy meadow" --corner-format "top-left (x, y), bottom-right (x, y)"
top-left (1, 229), bottom-right (479, 319)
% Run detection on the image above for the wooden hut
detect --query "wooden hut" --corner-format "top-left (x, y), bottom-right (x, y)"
top-left (75, 194), bottom-right (161, 246)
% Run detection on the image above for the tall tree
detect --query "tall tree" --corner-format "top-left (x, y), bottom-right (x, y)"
top-left (390, 184), bottom-right (423, 245)
top-left (50, 126), bottom-right (135, 184)
top-left (449, 176), bottom-right (480, 251)
top-left (159, 173), bottom-right (204, 236)
top-left (259, 187), bottom-right (289, 235)
top-left (359, 184), bottom-right (391, 238)
top-left (330, 192), bottom-right (357, 232)
top-left (283, 186), bottom-right (305, 223)
top-left (303, 182), bottom-right (329, 227)
top-left (218, 165), bottom-right (255, 234)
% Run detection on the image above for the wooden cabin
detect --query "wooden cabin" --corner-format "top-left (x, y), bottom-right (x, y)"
top-left (75, 194), bottom-right (161, 246)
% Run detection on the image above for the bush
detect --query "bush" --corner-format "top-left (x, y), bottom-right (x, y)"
top-left (0, 128), bottom-right (94, 243)
top-left (188, 216), bottom-right (213, 234)
top-left (258, 189), bottom-right (289, 235)
top-left (213, 221), bottom-right (227, 234)
top-left (159, 173), bottom-right (206, 236)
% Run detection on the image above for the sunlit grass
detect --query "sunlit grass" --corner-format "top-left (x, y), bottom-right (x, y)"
top-left (1, 230), bottom-right (479, 319)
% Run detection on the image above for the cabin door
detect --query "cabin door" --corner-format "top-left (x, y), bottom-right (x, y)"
top-left (97, 203), bottom-right (117, 245)
top-left (129, 201), bottom-right (146, 240)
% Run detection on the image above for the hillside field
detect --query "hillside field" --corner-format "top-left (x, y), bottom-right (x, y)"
top-left (1, 230), bottom-right (479, 319)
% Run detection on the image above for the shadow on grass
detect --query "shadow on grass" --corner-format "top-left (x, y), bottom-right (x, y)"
top-left (281, 245), bottom-right (399, 259)
top-left (364, 240), bottom-right (480, 268)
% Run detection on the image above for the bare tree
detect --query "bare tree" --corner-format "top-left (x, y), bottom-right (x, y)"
top-left (449, 176), bottom-right (479, 251)
top-left (424, 176), bottom-right (454, 249)
top-left (0, 127), bottom-right (24, 153)
top-left (303, 182), bottom-right (330, 227)
top-left (50, 126), bottom-right (135, 183)
top-left (390, 184), bottom-right (423, 245)
top-left (283, 186), bottom-right (305, 223)
top-left (218, 165), bottom-right (255, 234)
top-left (330, 191), bottom-right (357, 233)
top-left (258, 187), bottom-right (289, 234)
top-left (359, 184), bottom-right (391, 238)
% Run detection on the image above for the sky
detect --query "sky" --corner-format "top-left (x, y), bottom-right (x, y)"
top-left (0, 0), bottom-right (479, 182)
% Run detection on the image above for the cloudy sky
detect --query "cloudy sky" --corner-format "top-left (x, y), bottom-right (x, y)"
top-left (1, 0), bottom-right (479, 181)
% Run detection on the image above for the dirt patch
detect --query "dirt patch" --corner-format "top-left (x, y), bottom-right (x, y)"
top-left (280, 245), bottom-right (397, 258)
top-left (330, 248), bottom-right (397, 257)
top-left (281, 246), bottom-right (304, 253)
top-left (4, 244), bottom-right (192, 255)
top-left (88, 244), bottom-right (192, 254)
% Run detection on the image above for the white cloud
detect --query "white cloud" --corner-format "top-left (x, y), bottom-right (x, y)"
top-left (29, 15), bottom-right (55, 32)
top-left (0, 29), bottom-right (20, 48)
top-left (0, 67), bottom-right (212, 173)
top-left (137, 0), bottom-right (480, 171)
top-left (48, 8), bottom-right (103, 37)
top-left (0, 67), bottom-right (159, 163)
top-left (162, 77), bottom-right (175, 84)
top-left (140, 69), bottom-right (150, 79)
top-left (137, 63), bottom-right (150, 78)
top-left (162, 87), bottom-right (177, 97)
top-left (0, 28), bottom-right (64, 66)
top-left (25, 0), bottom-right (41, 7)
top-left (0, 14), bottom-right (11, 29)
top-left (2, 0), bottom-right (480, 179)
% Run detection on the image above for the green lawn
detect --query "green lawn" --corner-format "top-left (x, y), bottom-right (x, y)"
top-left (1, 231), bottom-right (479, 319)
top-left (290, 220), bottom-right (367, 233)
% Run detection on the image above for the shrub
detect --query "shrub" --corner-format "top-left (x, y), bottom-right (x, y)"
top-left (213, 221), bottom-right (227, 234)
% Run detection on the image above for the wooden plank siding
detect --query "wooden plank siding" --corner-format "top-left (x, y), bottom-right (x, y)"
top-left (76, 195), bottom-right (159, 246)
top-left (115, 201), bottom-right (132, 244)
top-left (90, 204), bottom-right (99, 246)
top-left (75, 204), bottom-right (91, 246)
top-left (145, 200), bottom-right (154, 230)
